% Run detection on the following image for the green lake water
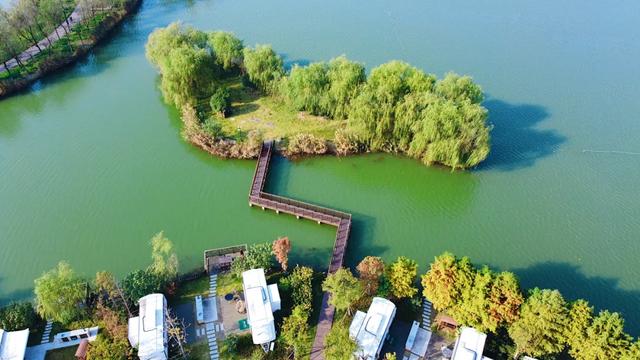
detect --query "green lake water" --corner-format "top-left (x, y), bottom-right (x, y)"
top-left (1, 0), bottom-right (640, 333)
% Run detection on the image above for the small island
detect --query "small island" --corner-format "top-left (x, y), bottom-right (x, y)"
top-left (145, 23), bottom-right (491, 170)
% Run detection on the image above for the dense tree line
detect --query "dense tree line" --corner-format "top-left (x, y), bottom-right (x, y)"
top-left (146, 23), bottom-right (491, 169)
top-left (422, 252), bottom-right (640, 359)
top-left (0, 0), bottom-right (130, 77)
top-left (0, 231), bottom-right (179, 358)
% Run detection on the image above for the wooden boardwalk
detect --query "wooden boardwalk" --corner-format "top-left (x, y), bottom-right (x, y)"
top-left (248, 141), bottom-right (352, 360)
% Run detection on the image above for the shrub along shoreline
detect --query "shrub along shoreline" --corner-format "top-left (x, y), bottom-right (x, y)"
top-left (146, 23), bottom-right (492, 170)
top-left (0, 0), bottom-right (141, 99)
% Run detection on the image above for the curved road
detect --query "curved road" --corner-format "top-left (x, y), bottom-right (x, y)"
top-left (0, 5), bottom-right (83, 73)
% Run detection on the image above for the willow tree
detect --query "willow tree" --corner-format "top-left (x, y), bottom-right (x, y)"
top-left (280, 62), bottom-right (330, 115)
top-left (348, 61), bottom-right (435, 150)
top-left (408, 99), bottom-right (489, 169)
top-left (149, 231), bottom-right (178, 281)
top-left (242, 44), bottom-right (283, 94)
top-left (34, 261), bottom-right (86, 324)
top-left (435, 72), bottom-right (484, 104)
top-left (325, 56), bottom-right (366, 119)
top-left (208, 31), bottom-right (243, 71)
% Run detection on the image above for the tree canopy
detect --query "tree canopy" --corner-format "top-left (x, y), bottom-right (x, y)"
top-left (387, 256), bottom-right (418, 299)
top-left (322, 268), bottom-right (362, 315)
top-left (34, 261), bottom-right (86, 324)
top-left (243, 44), bottom-right (283, 94)
top-left (508, 288), bottom-right (568, 358)
top-left (324, 322), bottom-right (358, 360)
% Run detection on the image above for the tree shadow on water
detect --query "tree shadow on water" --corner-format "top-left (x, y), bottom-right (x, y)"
top-left (477, 98), bottom-right (566, 171)
top-left (513, 261), bottom-right (640, 336)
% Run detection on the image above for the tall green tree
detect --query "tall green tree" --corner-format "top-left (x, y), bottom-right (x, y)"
top-left (578, 311), bottom-right (632, 360)
top-left (208, 31), bottom-right (243, 70)
top-left (34, 261), bottom-right (86, 324)
top-left (121, 269), bottom-right (164, 303)
top-left (508, 288), bottom-right (568, 359)
top-left (421, 252), bottom-right (474, 312)
top-left (322, 268), bottom-right (362, 315)
top-left (281, 305), bottom-right (311, 359)
top-left (281, 265), bottom-right (313, 310)
top-left (451, 266), bottom-right (495, 333)
top-left (280, 62), bottom-right (330, 115)
top-left (565, 299), bottom-right (593, 359)
top-left (242, 44), bottom-right (283, 94)
top-left (387, 256), bottom-right (418, 299)
top-left (324, 322), bottom-right (358, 360)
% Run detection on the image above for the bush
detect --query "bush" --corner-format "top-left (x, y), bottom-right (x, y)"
top-left (209, 86), bottom-right (231, 116)
top-left (202, 118), bottom-right (224, 139)
top-left (286, 133), bottom-right (328, 156)
top-left (334, 128), bottom-right (361, 156)
top-left (121, 269), bottom-right (164, 303)
top-left (0, 302), bottom-right (37, 331)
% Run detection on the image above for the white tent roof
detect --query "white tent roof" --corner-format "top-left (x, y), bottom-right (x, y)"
top-left (0, 328), bottom-right (29, 360)
top-left (242, 268), bottom-right (277, 345)
top-left (128, 293), bottom-right (167, 360)
top-left (349, 297), bottom-right (396, 359)
top-left (451, 327), bottom-right (490, 360)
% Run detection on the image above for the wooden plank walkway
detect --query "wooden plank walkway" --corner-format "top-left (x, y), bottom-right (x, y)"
top-left (248, 141), bottom-right (352, 360)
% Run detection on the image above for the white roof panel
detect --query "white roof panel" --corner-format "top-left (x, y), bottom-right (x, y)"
top-left (350, 297), bottom-right (396, 359)
top-left (451, 327), bottom-right (487, 360)
top-left (0, 328), bottom-right (29, 360)
top-left (128, 293), bottom-right (167, 360)
top-left (242, 269), bottom-right (276, 345)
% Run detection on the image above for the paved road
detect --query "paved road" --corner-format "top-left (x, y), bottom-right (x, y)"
top-left (0, 5), bottom-right (83, 73)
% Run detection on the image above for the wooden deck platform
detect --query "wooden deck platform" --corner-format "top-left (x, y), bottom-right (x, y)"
top-left (248, 141), bottom-right (352, 360)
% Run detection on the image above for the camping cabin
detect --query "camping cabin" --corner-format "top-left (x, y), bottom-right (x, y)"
top-left (242, 268), bottom-right (281, 351)
top-left (349, 297), bottom-right (397, 360)
top-left (128, 293), bottom-right (168, 360)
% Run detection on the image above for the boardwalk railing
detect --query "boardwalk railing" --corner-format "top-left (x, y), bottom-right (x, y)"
top-left (248, 141), bottom-right (352, 360)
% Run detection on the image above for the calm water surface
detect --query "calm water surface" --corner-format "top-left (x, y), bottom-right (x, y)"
top-left (1, 0), bottom-right (639, 333)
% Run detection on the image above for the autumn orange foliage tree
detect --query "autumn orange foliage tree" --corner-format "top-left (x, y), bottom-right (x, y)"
top-left (356, 256), bottom-right (385, 295)
top-left (273, 237), bottom-right (292, 272)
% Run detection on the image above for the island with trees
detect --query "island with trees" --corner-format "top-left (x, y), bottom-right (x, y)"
top-left (0, 0), bottom-right (140, 97)
top-left (145, 23), bottom-right (491, 170)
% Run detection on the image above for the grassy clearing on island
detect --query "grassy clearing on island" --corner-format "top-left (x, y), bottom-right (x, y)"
top-left (217, 77), bottom-right (346, 141)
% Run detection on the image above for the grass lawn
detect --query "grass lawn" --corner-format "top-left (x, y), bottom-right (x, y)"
top-left (44, 347), bottom-right (77, 360)
top-left (216, 272), bottom-right (243, 296)
top-left (170, 275), bottom-right (210, 305)
top-left (216, 77), bottom-right (346, 141)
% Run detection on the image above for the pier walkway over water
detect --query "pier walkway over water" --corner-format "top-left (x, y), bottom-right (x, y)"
top-left (248, 141), bottom-right (352, 360)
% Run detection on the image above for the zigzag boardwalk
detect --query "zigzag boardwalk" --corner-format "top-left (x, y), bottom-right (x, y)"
top-left (248, 141), bottom-right (352, 360)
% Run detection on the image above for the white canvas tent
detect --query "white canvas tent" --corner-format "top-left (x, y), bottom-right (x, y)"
top-left (0, 328), bottom-right (29, 360)
top-left (349, 297), bottom-right (397, 360)
top-left (128, 293), bottom-right (168, 360)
